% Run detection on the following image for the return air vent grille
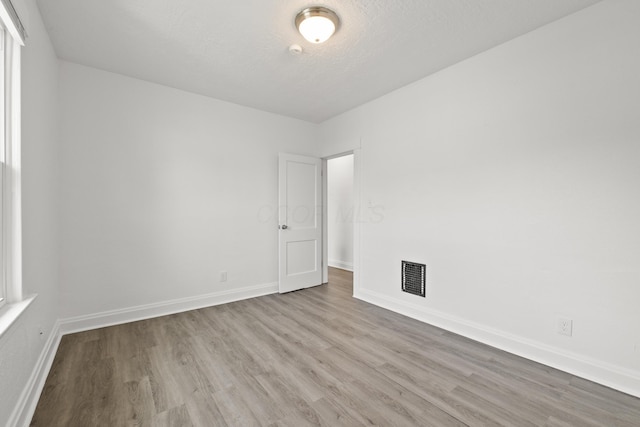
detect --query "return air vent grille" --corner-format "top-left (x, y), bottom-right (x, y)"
top-left (402, 261), bottom-right (426, 297)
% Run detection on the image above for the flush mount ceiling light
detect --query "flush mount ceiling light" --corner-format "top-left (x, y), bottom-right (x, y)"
top-left (295, 7), bottom-right (340, 44)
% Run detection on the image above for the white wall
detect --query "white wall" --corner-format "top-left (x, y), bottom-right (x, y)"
top-left (0, 0), bottom-right (60, 425)
top-left (58, 62), bottom-right (318, 320)
top-left (327, 155), bottom-right (354, 270)
top-left (319, 0), bottom-right (640, 395)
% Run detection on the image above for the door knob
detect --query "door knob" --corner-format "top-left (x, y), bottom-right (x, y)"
top-left (280, 224), bottom-right (288, 230)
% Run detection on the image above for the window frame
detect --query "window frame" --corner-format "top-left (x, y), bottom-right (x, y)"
top-left (0, 0), bottom-right (25, 329)
top-left (0, 25), bottom-right (5, 308)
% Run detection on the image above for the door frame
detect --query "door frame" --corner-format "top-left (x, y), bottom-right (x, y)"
top-left (321, 149), bottom-right (361, 297)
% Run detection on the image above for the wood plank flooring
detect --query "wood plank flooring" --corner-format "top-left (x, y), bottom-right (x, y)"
top-left (31, 268), bottom-right (640, 426)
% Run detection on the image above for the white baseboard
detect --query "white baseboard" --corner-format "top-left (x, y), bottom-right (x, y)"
top-left (9, 320), bottom-right (62, 427)
top-left (59, 282), bottom-right (278, 335)
top-left (328, 260), bottom-right (353, 271)
top-left (354, 288), bottom-right (640, 398)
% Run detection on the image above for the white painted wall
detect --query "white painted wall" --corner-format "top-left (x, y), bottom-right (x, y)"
top-left (327, 155), bottom-right (354, 271)
top-left (319, 0), bottom-right (640, 395)
top-left (58, 62), bottom-right (318, 319)
top-left (0, 0), bottom-right (60, 425)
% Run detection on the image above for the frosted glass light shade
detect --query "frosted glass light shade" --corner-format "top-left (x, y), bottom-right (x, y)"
top-left (298, 15), bottom-right (335, 43)
top-left (295, 7), bottom-right (339, 44)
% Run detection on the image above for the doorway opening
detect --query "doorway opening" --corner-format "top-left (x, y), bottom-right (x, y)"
top-left (324, 154), bottom-right (354, 294)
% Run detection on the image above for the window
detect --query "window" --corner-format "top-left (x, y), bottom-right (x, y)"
top-left (0, 25), bottom-right (5, 307)
top-left (0, 0), bottom-right (25, 315)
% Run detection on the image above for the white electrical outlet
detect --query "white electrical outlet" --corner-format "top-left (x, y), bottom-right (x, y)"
top-left (220, 271), bottom-right (227, 282)
top-left (557, 317), bottom-right (573, 337)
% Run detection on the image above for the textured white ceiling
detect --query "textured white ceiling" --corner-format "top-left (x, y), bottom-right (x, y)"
top-left (37, 0), bottom-right (600, 123)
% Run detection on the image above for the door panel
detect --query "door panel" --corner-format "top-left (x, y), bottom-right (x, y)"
top-left (278, 153), bottom-right (322, 293)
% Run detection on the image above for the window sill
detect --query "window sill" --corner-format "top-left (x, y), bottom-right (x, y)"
top-left (0, 294), bottom-right (37, 340)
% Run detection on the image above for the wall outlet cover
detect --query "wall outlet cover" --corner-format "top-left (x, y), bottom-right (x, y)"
top-left (557, 317), bottom-right (573, 337)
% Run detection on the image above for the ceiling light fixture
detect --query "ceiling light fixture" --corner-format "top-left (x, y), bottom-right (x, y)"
top-left (295, 7), bottom-right (340, 44)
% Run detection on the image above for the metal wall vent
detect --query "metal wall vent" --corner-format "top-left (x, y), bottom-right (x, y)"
top-left (402, 261), bottom-right (426, 297)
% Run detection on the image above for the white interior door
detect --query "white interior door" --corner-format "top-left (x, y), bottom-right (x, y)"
top-left (278, 153), bottom-right (322, 293)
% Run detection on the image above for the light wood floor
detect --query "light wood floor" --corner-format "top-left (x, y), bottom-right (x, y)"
top-left (32, 268), bottom-right (640, 426)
